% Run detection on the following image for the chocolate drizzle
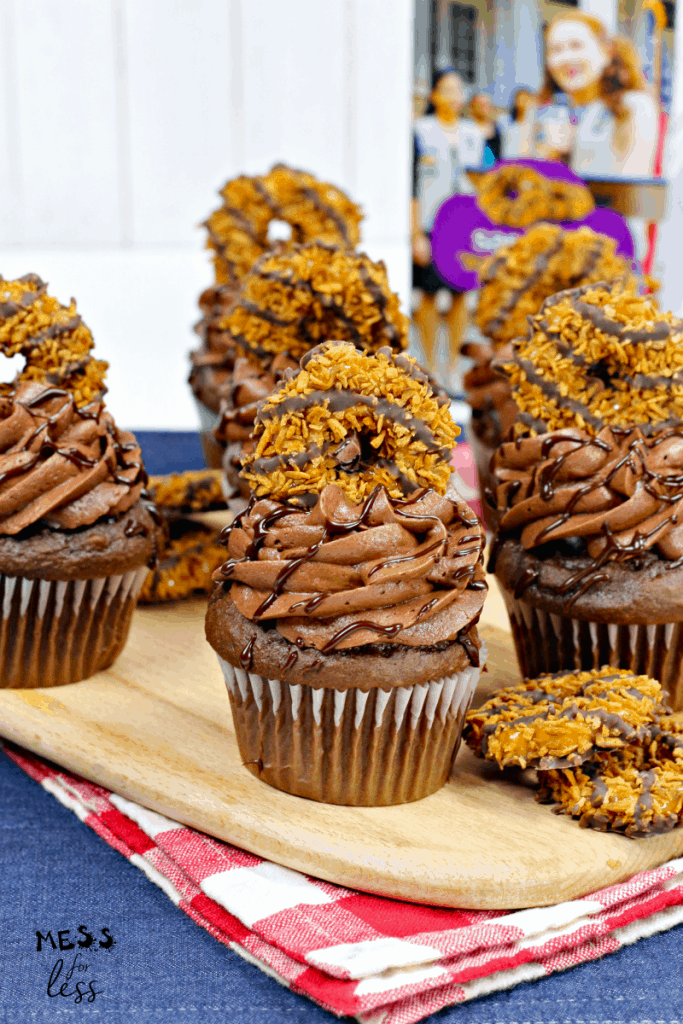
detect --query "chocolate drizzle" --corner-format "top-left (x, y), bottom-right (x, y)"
top-left (240, 635), bottom-right (256, 670)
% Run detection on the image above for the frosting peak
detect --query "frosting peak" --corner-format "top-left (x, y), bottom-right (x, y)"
top-left (0, 381), bottom-right (146, 535)
top-left (215, 483), bottom-right (487, 654)
top-left (490, 425), bottom-right (683, 605)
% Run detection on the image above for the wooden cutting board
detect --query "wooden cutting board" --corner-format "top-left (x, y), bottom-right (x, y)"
top-left (1, 584), bottom-right (682, 910)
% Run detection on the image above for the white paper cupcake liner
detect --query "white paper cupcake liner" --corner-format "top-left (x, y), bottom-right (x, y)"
top-left (502, 591), bottom-right (683, 710)
top-left (0, 566), bottom-right (148, 689)
top-left (216, 650), bottom-right (485, 805)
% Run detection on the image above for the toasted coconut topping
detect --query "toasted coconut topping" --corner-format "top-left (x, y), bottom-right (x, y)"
top-left (239, 341), bottom-right (459, 505)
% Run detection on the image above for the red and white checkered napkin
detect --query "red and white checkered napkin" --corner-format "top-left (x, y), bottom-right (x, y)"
top-left (7, 742), bottom-right (683, 1024)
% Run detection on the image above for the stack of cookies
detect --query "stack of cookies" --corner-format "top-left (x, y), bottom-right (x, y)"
top-left (211, 243), bottom-right (410, 505)
top-left (465, 667), bottom-right (683, 837)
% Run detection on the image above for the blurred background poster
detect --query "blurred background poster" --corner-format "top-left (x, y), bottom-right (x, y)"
top-left (411, 0), bottom-right (673, 393)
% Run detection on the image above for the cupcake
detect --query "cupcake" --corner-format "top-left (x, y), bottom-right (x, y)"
top-left (212, 242), bottom-right (409, 504)
top-left (0, 274), bottom-right (163, 687)
top-left (205, 341), bottom-right (487, 805)
top-left (139, 470), bottom-right (228, 604)
top-left (489, 280), bottom-right (683, 710)
top-left (465, 224), bottom-right (634, 524)
top-left (190, 165), bottom-right (363, 467)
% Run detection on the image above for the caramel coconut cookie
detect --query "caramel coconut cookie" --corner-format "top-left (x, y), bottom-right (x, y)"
top-left (0, 275), bottom-right (163, 687)
top-left (476, 165), bottom-right (594, 229)
top-left (139, 520), bottom-right (227, 604)
top-left (139, 470), bottom-right (228, 603)
top-left (204, 164), bottom-right (363, 287)
top-left (537, 750), bottom-right (683, 837)
top-left (220, 242), bottom-right (408, 363)
top-left (206, 346), bottom-right (486, 805)
top-left (464, 666), bottom-right (662, 770)
top-left (146, 469), bottom-right (226, 515)
top-left (191, 165), bottom-right (363, 465)
top-left (473, 225), bottom-right (631, 351)
top-left (240, 341), bottom-right (457, 507)
top-left (465, 226), bottom-right (633, 524)
top-left (489, 280), bottom-right (683, 707)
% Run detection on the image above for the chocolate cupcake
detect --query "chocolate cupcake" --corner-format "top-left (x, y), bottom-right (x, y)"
top-left (0, 274), bottom-right (162, 688)
top-left (206, 342), bottom-right (487, 805)
top-left (489, 280), bottom-right (683, 710)
top-left (465, 225), bottom-right (633, 524)
top-left (190, 165), bottom-right (364, 466)
top-left (212, 242), bottom-right (409, 503)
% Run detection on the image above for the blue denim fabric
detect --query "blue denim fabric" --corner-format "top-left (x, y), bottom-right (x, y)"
top-left (134, 431), bottom-right (206, 476)
top-left (2, 753), bottom-right (683, 1024)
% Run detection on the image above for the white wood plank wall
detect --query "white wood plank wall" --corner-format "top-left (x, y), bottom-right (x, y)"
top-left (0, 0), bottom-right (412, 428)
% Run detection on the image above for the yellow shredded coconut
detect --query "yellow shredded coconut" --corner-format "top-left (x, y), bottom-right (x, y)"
top-left (240, 342), bottom-right (459, 504)
top-left (0, 276), bottom-right (107, 405)
top-left (501, 280), bottom-right (683, 435)
top-left (221, 243), bottom-right (408, 361)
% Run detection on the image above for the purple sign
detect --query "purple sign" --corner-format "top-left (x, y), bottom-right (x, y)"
top-left (431, 160), bottom-right (635, 292)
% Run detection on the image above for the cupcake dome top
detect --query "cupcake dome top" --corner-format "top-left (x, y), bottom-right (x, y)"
top-left (239, 341), bottom-right (458, 506)
top-left (475, 224), bottom-right (633, 348)
top-left (0, 274), bottom-right (108, 406)
top-left (220, 242), bottom-right (408, 363)
top-left (204, 164), bottom-right (363, 285)
top-left (499, 280), bottom-right (683, 437)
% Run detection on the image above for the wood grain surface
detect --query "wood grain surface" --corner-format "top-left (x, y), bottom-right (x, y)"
top-left (1, 585), bottom-right (682, 910)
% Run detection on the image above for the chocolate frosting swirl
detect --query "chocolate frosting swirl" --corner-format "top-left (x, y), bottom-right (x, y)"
top-left (215, 352), bottom-right (299, 447)
top-left (491, 426), bottom-right (683, 564)
top-left (215, 482), bottom-right (487, 654)
top-left (0, 380), bottom-right (147, 535)
top-left (189, 283), bottom-right (241, 412)
top-left (213, 352), bottom-right (299, 499)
